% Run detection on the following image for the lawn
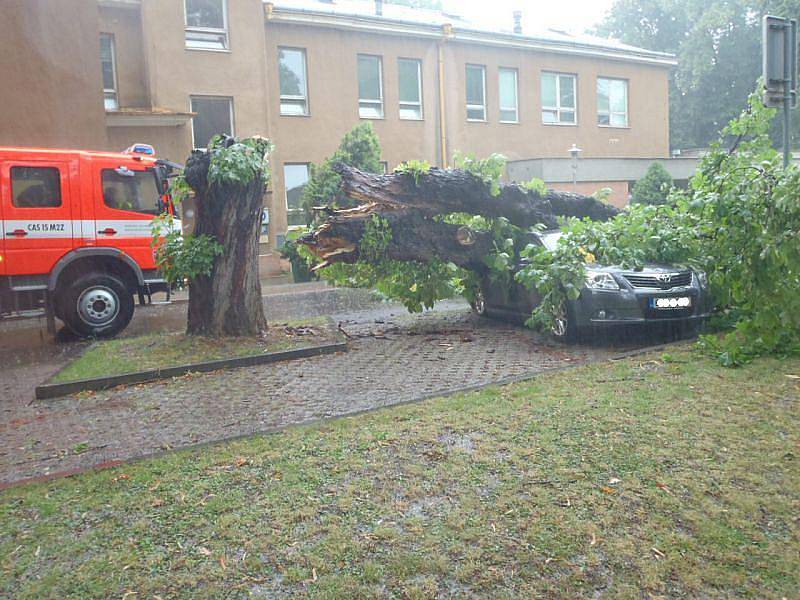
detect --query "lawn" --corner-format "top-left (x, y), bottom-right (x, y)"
top-left (2, 347), bottom-right (798, 598)
top-left (51, 317), bottom-right (338, 383)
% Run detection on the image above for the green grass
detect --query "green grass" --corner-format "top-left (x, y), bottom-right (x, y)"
top-left (3, 347), bottom-right (799, 598)
top-left (52, 317), bottom-right (337, 383)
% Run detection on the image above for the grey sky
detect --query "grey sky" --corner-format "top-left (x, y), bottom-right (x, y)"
top-left (444, 0), bottom-right (617, 35)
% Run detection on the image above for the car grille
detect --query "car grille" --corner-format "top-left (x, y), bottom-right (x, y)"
top-left (623, 271), bottom-right (692, 290)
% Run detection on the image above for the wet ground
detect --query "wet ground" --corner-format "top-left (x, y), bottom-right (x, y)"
top-left (0, 285), bottom-right (668, 487)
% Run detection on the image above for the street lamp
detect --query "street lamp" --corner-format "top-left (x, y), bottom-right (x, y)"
top-left (568, 143), bottom-right (582, 191)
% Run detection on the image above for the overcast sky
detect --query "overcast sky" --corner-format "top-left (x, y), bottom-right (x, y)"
top-left (444, 0), bottom-right (617, 35)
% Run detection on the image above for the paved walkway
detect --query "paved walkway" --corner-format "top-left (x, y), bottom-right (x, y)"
top-left (0, 299), bottom-right (643, 486)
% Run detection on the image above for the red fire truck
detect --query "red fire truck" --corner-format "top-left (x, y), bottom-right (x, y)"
top-left (0, 144), bottom-right (179, 338)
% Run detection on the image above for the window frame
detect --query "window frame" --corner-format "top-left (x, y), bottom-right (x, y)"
top-left (283, 162), bottom-right (310, 230)
top-left (100, 168), bottom-right (162, 216)
top-left (541, 71), bottom-right (577, 126)
top-left (498, 67), bottom-right (519, 124)
top-left (10, 166), bottom-right (63, 209)
top-left (184, 0), bottom-right (229, 52)
top-left (597, 76), bottom-right (629, 128)
top-left (465, 64), bottom-right (487, 122)
top-left (357, 54), bottom-right (384, 120)
top-left (100, 33), bottom-right (119, 111)
top-left (189, 95), bottom-right (235, 150)
top-left (397, 57), bottom-right (423, 121)
top-left (278, 47), bottom-right (309, 117)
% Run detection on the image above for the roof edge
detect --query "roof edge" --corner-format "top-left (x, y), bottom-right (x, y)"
top-left (264, 4), bottom-right (677, 68)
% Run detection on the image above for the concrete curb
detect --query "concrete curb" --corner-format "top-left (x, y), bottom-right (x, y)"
top-left (34, 339), bottom-right (347, 401)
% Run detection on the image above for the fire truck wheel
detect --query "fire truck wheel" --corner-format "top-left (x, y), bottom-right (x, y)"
top-left (61, 274), bottom-right (134, 338)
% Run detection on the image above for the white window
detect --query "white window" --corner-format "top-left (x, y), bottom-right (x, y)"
top-left (541, 72), bottom-right (576, 125)
top-left (185, 0), bottom-right (228, 51)
top-left (190, 96), bottom-right (234, 149)
top-left (398, 58), bottom-right (423, 120)
top-left (597, 77), bottom-right (628, 127)
top-left (100, 33), bottom-right (118, 110)
top-left (499, 67), bottom-right (518, 123)
top-left (284, 163), bottom-right (310, 228)
top-left (358, 55), bottom-right (384, 119)
top-left (466, 64), bottom-right (486, 121)
top-left (279, 48), bottom-right (308, 116)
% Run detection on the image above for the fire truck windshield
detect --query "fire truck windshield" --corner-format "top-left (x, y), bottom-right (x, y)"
top-left (101, 168), bottom-right (162, 216)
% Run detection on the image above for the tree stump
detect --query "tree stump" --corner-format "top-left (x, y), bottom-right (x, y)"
top-left (183, 138), bottom-right (269, 337)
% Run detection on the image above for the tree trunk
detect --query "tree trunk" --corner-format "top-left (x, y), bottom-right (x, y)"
top-left (183, 148), bottom-right (267, 337)
top-left (300, 164), bottom-right (619, 270)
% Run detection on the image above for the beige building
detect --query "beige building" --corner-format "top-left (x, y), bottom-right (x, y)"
top-left (0, 0), bottom-right (676, 272)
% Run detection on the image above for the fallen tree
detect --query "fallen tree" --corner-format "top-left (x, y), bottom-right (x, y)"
top-left (299, 163), bottom-right (619, 272)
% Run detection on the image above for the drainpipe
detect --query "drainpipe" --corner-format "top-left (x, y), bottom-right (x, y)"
top-left (438, 23), bottom-right (453, 168)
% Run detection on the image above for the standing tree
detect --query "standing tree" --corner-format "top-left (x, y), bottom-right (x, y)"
top-left (300, 123), bottom-right (382, 224)
top-left (176, 136), bottom-right (272, 337)
top-left (631, 162), bottom-right (673, 205)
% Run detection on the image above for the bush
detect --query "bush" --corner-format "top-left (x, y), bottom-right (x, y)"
top-left (631, 162), bottom-right (673, 205)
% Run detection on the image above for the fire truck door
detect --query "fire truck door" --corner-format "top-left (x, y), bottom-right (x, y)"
top-left (0, 161), bottom-right (75, 277)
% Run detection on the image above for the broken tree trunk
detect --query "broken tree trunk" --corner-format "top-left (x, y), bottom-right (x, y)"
top-left (183, 141), bottom-right (268, 337)
top-left (300, 164), bottom-right (619, 271)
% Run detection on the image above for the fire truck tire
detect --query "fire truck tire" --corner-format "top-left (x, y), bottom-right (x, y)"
top-left (60, 273), bottom-right (134, 338)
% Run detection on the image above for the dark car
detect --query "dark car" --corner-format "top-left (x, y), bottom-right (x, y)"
top-left (472, 230), bottom-right (712, 341)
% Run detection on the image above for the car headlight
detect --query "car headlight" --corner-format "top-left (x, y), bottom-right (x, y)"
top-left (585, 270), bottom-right (620, 290)
top-left (696, 270), bottom-right (708, 288)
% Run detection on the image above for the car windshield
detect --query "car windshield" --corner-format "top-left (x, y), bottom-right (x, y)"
top-left (539, 231), bottom-right (563, 251)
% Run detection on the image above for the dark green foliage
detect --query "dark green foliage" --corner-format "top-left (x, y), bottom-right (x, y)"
top-left (300, 123), bottom-right (382, 224)
top-left (631, 162), bottom-right (673, 205)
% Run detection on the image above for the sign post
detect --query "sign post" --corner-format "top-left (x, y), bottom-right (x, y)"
top-left (763, 15), bottom-right (798, 167)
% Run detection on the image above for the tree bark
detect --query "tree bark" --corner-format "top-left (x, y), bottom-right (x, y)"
top-left (183, 148), bottom-right (267, 337)
top-left (300, 164), bottom-right (619, 270)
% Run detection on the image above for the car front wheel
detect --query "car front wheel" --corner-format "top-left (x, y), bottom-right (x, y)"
top-left (551, 302), bottom-right (577, 343)
top-left (60, 273), bottom-right (134, 338)
top-left (470, 287), bottom-right (487, 316)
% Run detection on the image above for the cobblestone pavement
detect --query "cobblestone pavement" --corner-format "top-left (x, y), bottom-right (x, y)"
top-left (0, 301), bottom-right (642, 486)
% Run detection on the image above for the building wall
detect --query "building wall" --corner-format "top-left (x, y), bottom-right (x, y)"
top-left (98, 4), bottom-right (150, 109)
top-left (0, 0), bottom-right (672, 252)
top-left (442, 42), bottom-right (670, 161)
top-left (264, 22), bottom-right (442, 237)
top-left (0, 0), bottom-right (108, 149)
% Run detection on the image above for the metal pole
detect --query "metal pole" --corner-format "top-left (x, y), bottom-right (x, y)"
top-left (784, 21), bottom-right (792, 168)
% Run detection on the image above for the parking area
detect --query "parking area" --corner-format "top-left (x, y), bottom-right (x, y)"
top-left (0, 290), bottom-right (652, 487)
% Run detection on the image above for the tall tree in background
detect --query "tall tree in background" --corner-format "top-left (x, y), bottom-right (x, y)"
top-left (596, 0), bottom-right (800, 150)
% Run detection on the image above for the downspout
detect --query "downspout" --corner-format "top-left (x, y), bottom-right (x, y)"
top-left (438, 23), bottom-right (453, 168)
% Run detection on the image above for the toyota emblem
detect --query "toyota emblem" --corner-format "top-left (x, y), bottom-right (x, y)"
top-left (656, 273), bottom-right (673, 283)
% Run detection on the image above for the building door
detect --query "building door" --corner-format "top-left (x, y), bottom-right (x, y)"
top-left (0, 161), bottom-right (75, 277)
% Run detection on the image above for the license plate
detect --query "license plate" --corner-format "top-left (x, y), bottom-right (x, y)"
top-left (650, 296), bottom-right (692, 309)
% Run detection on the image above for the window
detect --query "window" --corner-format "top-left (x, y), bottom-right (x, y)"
top-left (102, 169), bottom-right (162, 216)
top-left (597, 77), bottom-right (628, 127)
top-left (466, 64), bottom-right (486, 121)
top-left (358, 55), bottom-right (383, 119)
top-left (284, 164), bottom-right (310, 228)
top-left (398, 58), bottom-right (423, 120)
top-left (499, 67), bottom-right (518, 123)
top-left (279, 48), bottom-right (308, 116)
top-left (190, 96), bottom-right (233, 149)
top-left (185, 0), bottom-right (228, 50)
top-left (541, 72), bottom-right (576, 124)
top-left (11, 167), bottom-right (62, 208)
top-left (100, 33), bottom-right (118, 110)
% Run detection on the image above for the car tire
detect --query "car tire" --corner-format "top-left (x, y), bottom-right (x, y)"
top-left (60, 273), bottom-right (134, 339)
top-left (470, 287), bottom-right (487, 316)
top-left (551, 302), bottom-right (578, 343)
